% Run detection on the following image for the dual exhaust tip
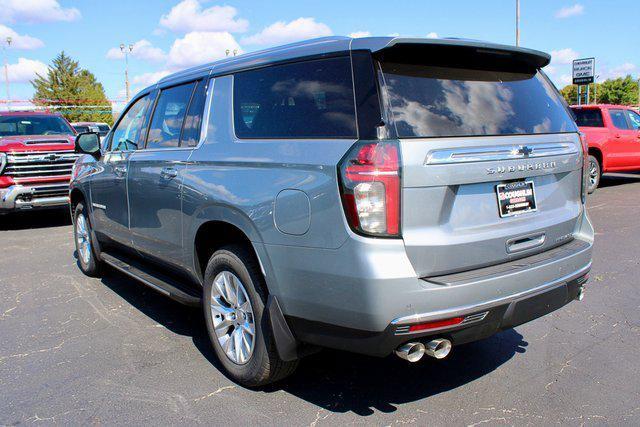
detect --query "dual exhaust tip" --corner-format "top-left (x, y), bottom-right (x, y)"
top-left (395, 338), bottom-right (452, 362)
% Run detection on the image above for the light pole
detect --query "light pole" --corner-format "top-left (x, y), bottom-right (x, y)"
top-left (120, 43), bottom-right (133, 102)
top-left (3, 36), bottom-right (11, 110)
top-left (515, 0), bottom-right (520, 46)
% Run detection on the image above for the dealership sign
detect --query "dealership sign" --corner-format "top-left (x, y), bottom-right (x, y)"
top-left (572, 57), bottom-right (595, 85)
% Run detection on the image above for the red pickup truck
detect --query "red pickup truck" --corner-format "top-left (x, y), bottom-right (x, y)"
top-left (570, 104), bottom-right (640, 193)
top-left (0, 111), bottom-right (79, 213)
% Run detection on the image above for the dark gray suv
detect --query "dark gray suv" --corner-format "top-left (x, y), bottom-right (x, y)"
top-left (70, 36), bottom-right (593, 386)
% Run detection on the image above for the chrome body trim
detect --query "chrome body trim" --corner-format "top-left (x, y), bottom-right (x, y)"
top-left (1, 184), bottom-right (70, 210)
top-left (425, 142), bottom-right (579, 165)
top-left (391, 263), bottom-right (591, 326)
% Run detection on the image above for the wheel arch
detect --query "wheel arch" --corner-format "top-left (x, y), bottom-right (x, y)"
top-left (191, 217), bottom-right (271, 291)
top-left (588, 147), bottom-right (604, 172)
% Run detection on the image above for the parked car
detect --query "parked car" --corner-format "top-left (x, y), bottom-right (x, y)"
top-left (71, 122), bottom-right (110, 137)
top-left (570, 104), bottom-right (640, 192)
top-left (70, 36), bottom-right (594, 386)
top-left (0, 111), bottom-right (78, 213)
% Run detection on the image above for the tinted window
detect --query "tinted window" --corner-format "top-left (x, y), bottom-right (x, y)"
top-left (234, 57), bottom-right (357, 139)
top-left (110, 95), bottom-right (151, 151)
top-left (180, 80), bottom-right (208, 147)
top-left (0, 115), bottom-right (74, 136)
top-left (625, 110), bottom-right (640, 130)
top-left (572, 108), bottom-right (604, 127)
top-left (146, 82), bottom-right (195, 149)
top-left (609, 110), bottom-right (630, 130)
top-left (381, 63), bottom-right (576, 138)
top-left (73, 125), bottom-right (90, 133)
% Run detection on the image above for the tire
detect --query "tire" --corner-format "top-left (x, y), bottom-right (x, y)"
top-left (587, 155), bottom-right (601, 194)
top-left (73, 202), bottom-right (102, 277)
top-left (203, 244), bottom-right (298, 387)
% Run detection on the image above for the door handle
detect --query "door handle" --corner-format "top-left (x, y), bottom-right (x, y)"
top-left (114, 165), bottom-right (127, 177)
top-left (506, 233), bottom-right (545, 254)
top-left (160, 167), bottom-right (178, 179)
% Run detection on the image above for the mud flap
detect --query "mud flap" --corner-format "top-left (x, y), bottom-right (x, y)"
top-left (266, 295), bottom-right (299, 362)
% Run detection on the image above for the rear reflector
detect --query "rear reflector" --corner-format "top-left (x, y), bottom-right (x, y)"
top-left (408, 317), bottom-right (465, 332)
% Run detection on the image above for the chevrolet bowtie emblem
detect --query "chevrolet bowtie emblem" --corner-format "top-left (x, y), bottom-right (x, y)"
top-left (517, 146), bottom-right (533, 157)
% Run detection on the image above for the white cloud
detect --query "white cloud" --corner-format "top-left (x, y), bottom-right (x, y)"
top-left (349, 31), bottom-right (370, 38)
top-left (550, 48), bottom-right (579, 65)
top-left (132, 70), bottom-right (172, 87)
top-left (607, 63), bottom-right (637, 79)
top-left (387, 33), bottom-right (400, 37)
top-left (242, 17), bottom-right (332, 46)
top-left (159, 0), bottom-right (248, 33)
top-left (0, 0), bottom-right (80, 24)
top-left (554, 4), bottom-right (584, 19)
top-left (106, 39), bottom-right (167, 63)
top-left (426, 32), bottom-right (439, 38)
top-left (0, 25), bottom-right (43, 49)
top-left (7, 57), bottom-right (48, 83)
top-left (168, 31), bottom-right (241, 70)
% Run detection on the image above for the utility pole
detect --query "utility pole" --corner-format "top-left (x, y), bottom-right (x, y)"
top-left (3, 37), bottom-right (11, 110)
top-left (515, 0), bottom-right (520, 46)
top-left (120, 43), bottom-right (133, 102)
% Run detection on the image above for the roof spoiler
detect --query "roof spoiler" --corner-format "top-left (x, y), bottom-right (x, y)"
top-left (352, 37), bottom-right (551, 69)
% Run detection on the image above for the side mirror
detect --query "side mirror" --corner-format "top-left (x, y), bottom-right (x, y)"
top-left (75, 132), bottom-right (101, 157)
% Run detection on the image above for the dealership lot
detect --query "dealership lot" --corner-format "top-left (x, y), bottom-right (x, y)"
top-left (1, 175), bottom-right (639, 425)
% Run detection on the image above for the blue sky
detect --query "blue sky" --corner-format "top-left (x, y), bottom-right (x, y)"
top-left (1, 0), bottom-right (638, 111)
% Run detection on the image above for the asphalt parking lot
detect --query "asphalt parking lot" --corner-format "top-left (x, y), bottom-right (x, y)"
top-left (1, 174), bottom-right (639, 426)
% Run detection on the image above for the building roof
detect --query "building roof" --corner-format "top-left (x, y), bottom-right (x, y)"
top-left (155, 36), bottom-right (551, 87)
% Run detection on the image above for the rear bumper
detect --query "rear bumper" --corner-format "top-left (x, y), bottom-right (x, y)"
top-left (266, 211), bottom-right (593, 356)
top-left (0, 184), bottom-right (70, 211)
top-left (288, 271), bottom-right (589, 357)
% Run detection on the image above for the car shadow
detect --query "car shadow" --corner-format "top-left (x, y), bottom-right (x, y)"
top-left (0, 208), bottom-right (71, 230)
top-left (599, 172), bottom-right (640, 189)
top-left (98, 269), bottom-right (526, 415)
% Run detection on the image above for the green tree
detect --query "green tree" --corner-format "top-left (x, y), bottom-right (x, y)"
top-left (595, 76), bottom-right (638, 105)
top-left (559, 76), bottom-right (639, 106)
top-left (31, 52), bottom-right (113, 124)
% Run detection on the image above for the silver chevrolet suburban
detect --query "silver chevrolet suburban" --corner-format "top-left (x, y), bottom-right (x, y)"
top-left (70, 36), bottom-right (593, 386)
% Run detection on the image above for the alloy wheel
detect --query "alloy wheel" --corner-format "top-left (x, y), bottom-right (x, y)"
top-left (209, 271), bottom-right (256, 365)
top-left (76, 214), bottom-right (91, 265)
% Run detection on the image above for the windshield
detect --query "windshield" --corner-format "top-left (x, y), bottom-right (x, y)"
top-left (0, 115), bottom-right (75, 137)
top-left (380, 62), bottom-right (576, 138)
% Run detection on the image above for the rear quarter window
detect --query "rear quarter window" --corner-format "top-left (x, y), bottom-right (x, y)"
top-left (381, 63), bottom-right (576, 138)
top-left (571, 108), bottom-right (604, 127)
top-left (233, 57), bottom-right (357, 139)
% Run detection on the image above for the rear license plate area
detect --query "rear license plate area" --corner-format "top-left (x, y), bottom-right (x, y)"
top-left (496, 180), bottom-right (537, 218)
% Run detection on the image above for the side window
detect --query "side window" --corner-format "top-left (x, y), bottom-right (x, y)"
top-left (609, 109), bottom-right (630, 130)
top-left (572, 108), bottom-right (604, 127)
top-left (180, 80), bottom-right (208, 147)
top-left (110, 95), bottom-right (151, 152)
top-left (625, 110), bottom-right (640, 130)
top-left (233, 56), bottom-right (357, 139)
top-left (146, 82), bottom-right (195, 149)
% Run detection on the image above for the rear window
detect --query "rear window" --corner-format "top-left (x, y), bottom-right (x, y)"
top-left (571, 108), bottom-right (604, 127)
top-left (380, 63), bottom-right (576, 138)
top-left (233, 57), bottom-right (357, 139)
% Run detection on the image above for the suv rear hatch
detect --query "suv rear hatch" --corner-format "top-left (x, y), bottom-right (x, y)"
top-left (375, 42), bottom-right (583, 277)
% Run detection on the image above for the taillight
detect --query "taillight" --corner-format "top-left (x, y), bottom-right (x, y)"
top-left (579, 132), bottom-right (588, 204)
top-left (339, 141), bottom-right (401, 237)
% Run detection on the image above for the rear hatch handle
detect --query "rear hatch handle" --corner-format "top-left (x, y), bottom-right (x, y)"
top-left (506, 232), bottom-right (546, 254)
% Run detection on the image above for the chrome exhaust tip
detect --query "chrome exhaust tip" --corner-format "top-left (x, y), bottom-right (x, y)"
top-left (424, 338), bottom-right (452, 359)
top-left (395, 342), bottom-right (426, 362)
top-left (576, 286), bottom-right (585, 301)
